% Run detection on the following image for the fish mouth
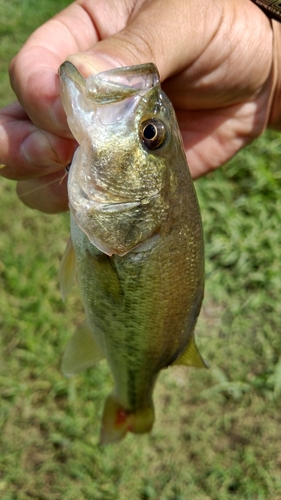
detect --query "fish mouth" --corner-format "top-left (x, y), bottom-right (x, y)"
top-left (70, 197), bottom-right (151, 221)
top-left (68, 168), bottom-right (152, 208)
top-left (69, 176), bottom-right (154, 213)
top-left (70, 196), bottom-right (143, 213)
top-left (93, 199), bottom-right (147, 212)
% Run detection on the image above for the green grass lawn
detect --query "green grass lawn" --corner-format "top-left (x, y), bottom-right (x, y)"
top-left (1, 1), bottom-right (281, 499)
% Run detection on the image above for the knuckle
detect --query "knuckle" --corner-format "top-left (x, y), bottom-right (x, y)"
top-left (116, 24), bottom-right (158, 65)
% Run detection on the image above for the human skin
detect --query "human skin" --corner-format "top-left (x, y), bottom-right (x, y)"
top-left (0, 0), bottom-right (280, 213)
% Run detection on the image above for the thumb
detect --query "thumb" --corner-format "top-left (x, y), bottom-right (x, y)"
top-left (65, 0), bottom-right (221, 82)
top-left (64, 0), bottom-right (271, 112)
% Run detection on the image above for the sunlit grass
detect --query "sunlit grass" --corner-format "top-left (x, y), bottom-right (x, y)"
top-left (1, 1), bottom-right (281, 498)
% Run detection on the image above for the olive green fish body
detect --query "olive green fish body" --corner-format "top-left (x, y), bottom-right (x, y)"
top-left (59, 62), bottom-right (205, 444)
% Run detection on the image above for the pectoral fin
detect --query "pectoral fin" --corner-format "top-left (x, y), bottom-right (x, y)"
top-left (61, 322), bottom-right (104, 376)
top-left (59, 238), bottom-right (76, 301)
top-left (86, 250), bottom-right (123, 304)
top-left (172, 336), bottom-right (208, 369)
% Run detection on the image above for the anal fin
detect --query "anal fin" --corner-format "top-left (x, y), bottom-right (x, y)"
top-left (61, 321), bottom-right (104, 376)
top-left (172, 336), bottom-right (208, 369)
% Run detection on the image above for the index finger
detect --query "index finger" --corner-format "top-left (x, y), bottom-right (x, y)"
top-left (9, 2), bottom-right (99, 136)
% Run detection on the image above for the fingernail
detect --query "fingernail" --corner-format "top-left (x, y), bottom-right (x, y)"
top-left (21, 130), bottom-right (61, 167)
top-left (66, 53), bottom-right (122, 78)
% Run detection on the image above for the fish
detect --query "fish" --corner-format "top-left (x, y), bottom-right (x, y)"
top-left (59, 61), bottom-right (206, 445)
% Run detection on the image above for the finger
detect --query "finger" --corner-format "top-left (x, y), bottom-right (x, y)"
top-left (69, 0), bottom-right (272, 107)
top-left (10, 0), bottom-right (219, 136)
top-left (10, 0), bottom-right (272, 138)
top-left (9, 0), bottom-right (131, 135)
top-left (178, 76), bottom-right (273, 178)
top-left (0, 102), bottom-right (76, 180)
top-left (16, 170), bottom-right (69, 213)
top-left (66, 0), bottom-right (220, 80)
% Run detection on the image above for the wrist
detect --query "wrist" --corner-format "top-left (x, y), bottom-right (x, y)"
top-left (268, 20), bottom-right (281, 128)
top-left (250, 0), bottom-right (281, 22)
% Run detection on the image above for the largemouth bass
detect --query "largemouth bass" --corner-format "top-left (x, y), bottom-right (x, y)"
top-left (59, 62), bottom-right (206, 445)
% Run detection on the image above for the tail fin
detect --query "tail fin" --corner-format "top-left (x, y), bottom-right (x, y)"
top-left (100, 394), bottom-right (154, 445)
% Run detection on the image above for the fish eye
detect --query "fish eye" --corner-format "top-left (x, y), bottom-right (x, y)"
top-left (140, 119), bottom-right (166, 150)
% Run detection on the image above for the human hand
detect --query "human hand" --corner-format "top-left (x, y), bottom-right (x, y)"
top-left (0, 0), bottom-right (277, 212)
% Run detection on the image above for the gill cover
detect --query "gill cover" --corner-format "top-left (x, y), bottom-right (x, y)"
top-left (59, 62), bottom-right (173, 256)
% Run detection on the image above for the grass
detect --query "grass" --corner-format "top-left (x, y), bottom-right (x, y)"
top-left (1, 1), bottom-right (281, 498)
